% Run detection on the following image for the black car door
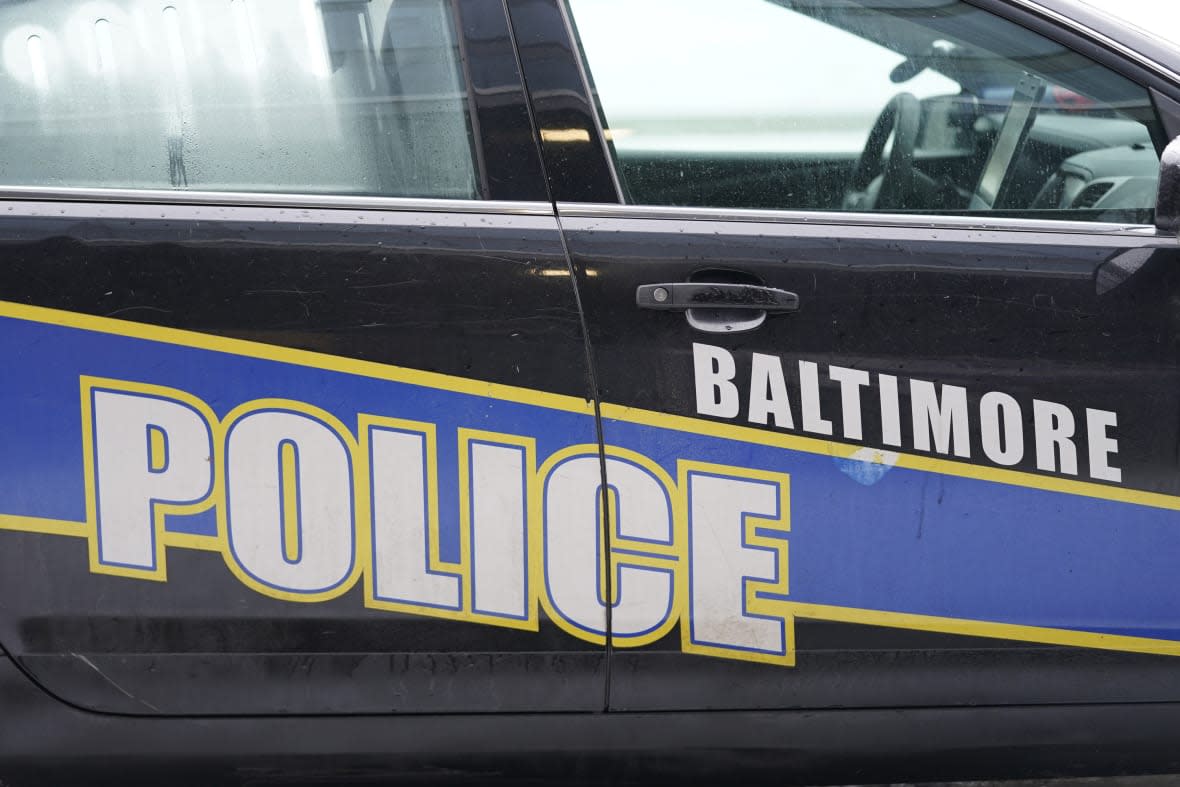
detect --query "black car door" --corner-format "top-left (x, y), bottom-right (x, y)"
top-left (515, 0), bottom-right (1180, 711)
top-left (0, 0), bottom-right (607, 716)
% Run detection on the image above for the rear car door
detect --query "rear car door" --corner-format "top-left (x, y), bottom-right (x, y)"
top-left (0, 0), bottom-right (607, 716)
top-left (522, 0), bottom-right (1180, 711)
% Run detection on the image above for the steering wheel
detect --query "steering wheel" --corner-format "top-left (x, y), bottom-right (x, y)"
top-left (844, 92), bottom-right (922, 211)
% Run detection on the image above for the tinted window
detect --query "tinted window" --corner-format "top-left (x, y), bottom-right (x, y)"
top-left (567, 0), bottom-right (1163, 222)
top-left (0, 0), bottom-right (478, 198)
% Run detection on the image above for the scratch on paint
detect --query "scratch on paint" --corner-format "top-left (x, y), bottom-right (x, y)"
top-left (834, 447), bottom-right (899, 486)
top-left (103, 306), bottom-right (173, 319)
top-left (70, 652), bottom-right (160, 712)
top-left (917, 474), bottom-right (929, 540)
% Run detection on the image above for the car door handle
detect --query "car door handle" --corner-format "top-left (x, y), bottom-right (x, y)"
top-left (636, 283), bottom-right (800, 313)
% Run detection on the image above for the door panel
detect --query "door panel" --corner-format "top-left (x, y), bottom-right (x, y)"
top-left (0, 0), bottom-right (607, 716)
top-left (531, 0), bottom-right (1180, 712)
top-left (0, 202), bottom-right (609, 716)
top-left (559, 211), bottom-right (1180, 710)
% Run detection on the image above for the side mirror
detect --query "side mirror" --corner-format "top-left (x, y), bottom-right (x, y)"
top-left (1156, 135), bottom-right (1180, 233)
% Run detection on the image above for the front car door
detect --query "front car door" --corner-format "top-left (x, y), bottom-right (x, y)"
top-left (519, 0), bottom-right (1180, 713)
top-left (0, 0), bottom-right (607, 716)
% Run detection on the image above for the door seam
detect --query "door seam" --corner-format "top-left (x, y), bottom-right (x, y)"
top-left (500, 0), bottom-right (615, 714)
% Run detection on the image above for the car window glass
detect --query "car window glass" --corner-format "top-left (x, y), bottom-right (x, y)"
top-left (0, 0), bottom-right (478, 199)
top-left (566, 0), bottom-right (1163, 222)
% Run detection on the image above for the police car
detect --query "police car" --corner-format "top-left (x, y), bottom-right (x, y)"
top-left (1, 0), bottom-right (1180, 784)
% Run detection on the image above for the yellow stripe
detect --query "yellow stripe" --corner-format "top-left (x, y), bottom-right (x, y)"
top-left (601, 404), bottom-right (1180, 512)
top-left (0, 514), bottom-right (84, 538)
top-left (0, 301), bottom-right (594, 415)
top-left (0, 514), bottom-right (224, 553)
top-left (787, 602), bottom-right (1180, 657)
top-left (162, 532), bottom-right (221, 552)
top-left (1, 298), bottom-right (1176, 513)
top-left (2, 517), bottom-right (1175, 657)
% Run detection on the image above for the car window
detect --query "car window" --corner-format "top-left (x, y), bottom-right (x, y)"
top-left (0, 0), bottom-right (478, 199)
top-left (566, 0), bottom-right (1164, 222)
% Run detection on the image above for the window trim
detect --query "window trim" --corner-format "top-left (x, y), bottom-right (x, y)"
top-left (556, 201), bottom-right (1167, 239)
top-left (0, 186), bottom-right (553, 216)
top-left (556, 0), bottom-right (625, 203)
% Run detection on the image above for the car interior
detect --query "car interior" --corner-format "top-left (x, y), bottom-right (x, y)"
top-left (0, 0), bottom-right (478, 199)
top-left (589, 0), bottom-right (1165, 224)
